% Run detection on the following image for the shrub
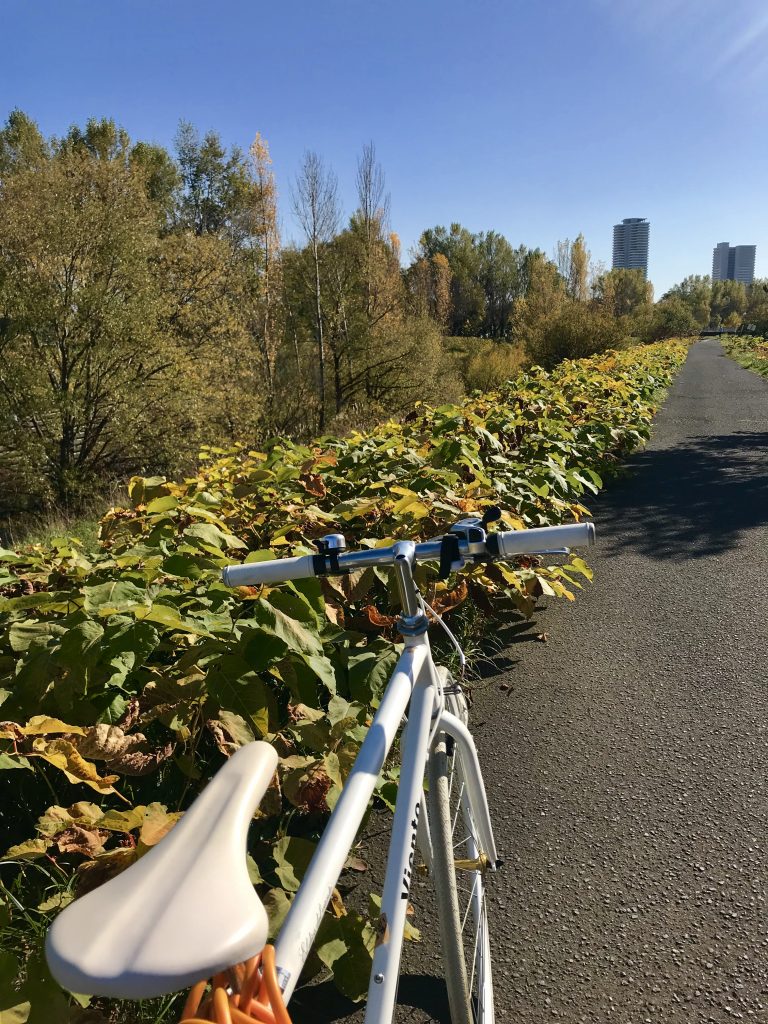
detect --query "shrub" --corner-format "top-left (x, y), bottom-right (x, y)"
top-left (524, 302), bottom-right (625, 369)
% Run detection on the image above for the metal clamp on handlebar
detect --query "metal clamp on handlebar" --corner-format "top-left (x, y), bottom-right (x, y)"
top-left (312, 533), bottom-right (347, 576)
top-left (439, 505), bottom-right (502, 578)
top-left (438, 534), bottom-right (461, 580)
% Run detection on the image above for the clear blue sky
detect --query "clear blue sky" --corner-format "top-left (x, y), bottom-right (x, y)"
top-left (2, 0), bottom-right (767, 296)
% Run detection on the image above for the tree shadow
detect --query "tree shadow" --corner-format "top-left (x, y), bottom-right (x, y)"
top-left (294, 973), bottom-right (449, 1022)
top-left (592, 431), bottom-right (768, 559)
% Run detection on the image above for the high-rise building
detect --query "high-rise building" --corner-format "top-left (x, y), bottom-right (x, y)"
top-left (711, 242), bottom-right (755, 285)
top-left (612, 218), bottom-right (650, 278)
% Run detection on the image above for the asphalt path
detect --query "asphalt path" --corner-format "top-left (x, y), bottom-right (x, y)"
top-left (297, 339), bottom-right (768, 1023)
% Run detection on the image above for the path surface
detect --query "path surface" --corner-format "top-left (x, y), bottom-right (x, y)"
top-left (299, 339), bottom-right (768, 1022)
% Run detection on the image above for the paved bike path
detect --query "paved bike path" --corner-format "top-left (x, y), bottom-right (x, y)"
top-left (482, 339), bottom-right (768, 1022)
top-left (304, 339), bottom-right (768, 1022)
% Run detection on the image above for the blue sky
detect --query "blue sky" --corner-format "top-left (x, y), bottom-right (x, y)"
top-left (2, 0), bottom-right (767, 295)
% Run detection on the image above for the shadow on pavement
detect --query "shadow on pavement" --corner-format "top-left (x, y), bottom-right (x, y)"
top-left (594, 431), bottom-right (768, 559)
top-left (293, 974), bottom-right (449, 1022)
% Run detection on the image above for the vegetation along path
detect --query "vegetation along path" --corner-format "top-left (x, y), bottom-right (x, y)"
top-left (479, 338), bottom-right (768, 1022)
top-left (306, 338), bottom-right (768, 1022)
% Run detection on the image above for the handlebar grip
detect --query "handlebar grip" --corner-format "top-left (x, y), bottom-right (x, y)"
top-left (221, 555), bottom-right (316, 587)
top-left (496, 522), bottom-right (594, 556)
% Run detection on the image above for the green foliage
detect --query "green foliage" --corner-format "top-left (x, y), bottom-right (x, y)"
top-left (0, 114), bottom-right (266, 517)
top-left (413, 224), bottom-right (540, 338)
top-left (594, 268), bottom-right (653, 319)
top-left (642, 296), bottom-right (699, 342)
top-left (662, 275), bottom-right (711, 328)
top-left (0, 341), bottom-right (687, 1017)
top-left (443, 338), bottom-right (528, 393)
top-left (722, 334), bottom-right (768, 380)
top-left (523, 302), bottom-right (625, 369)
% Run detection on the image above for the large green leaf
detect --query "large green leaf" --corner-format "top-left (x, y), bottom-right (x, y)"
top-left (272, 835), bottom-right (316, 892)
top-left (82, 581), bottom-right (150, 617)
top-left (348, 642), bottom-right (400, 703)
top-left (8, 622), bottom-right (67, 654)
top-left (252, 599), bottom-right (324, 658)
top-left (205, 654), bottom-right (279, 735)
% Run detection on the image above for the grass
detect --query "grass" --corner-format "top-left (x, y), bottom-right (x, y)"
top-left (722, 334), bottom-right (768, 380)
top-left (0, 486), bottom-right (129, 553)
top-left (1, 513), bottom-right (102, 551)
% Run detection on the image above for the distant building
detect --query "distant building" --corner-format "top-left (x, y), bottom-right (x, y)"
top-left (612, 218), bottom-right (650, 278)
top-left (711, 242), bottom-right (755, 285)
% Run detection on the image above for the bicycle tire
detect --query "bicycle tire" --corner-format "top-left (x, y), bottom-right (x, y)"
top-left (426, 671), bottom-right (495, 1024)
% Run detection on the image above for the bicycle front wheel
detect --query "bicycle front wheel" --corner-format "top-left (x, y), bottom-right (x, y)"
top-left (427, 674), bottom-right (495, 1024)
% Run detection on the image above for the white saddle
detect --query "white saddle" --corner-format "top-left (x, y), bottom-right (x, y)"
top-left (46, 741), bottom-right (278, 999)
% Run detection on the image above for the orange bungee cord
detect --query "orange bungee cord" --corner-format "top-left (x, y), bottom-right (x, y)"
top-left (179, 946), bottom-right (293, 1024)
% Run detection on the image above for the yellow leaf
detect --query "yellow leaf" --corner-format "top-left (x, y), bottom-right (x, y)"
top-left (30, 738), bottom-right (118, 794)
top-left (22, 716), bottom-right (86, 736)
top-left (3, 838), bottom-right (48, 860)
top-left (139, 803), bottom-right (182, 847)
top-left (0, 1001), bottom-right (31, 1023)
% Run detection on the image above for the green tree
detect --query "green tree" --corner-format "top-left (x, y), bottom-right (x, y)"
top-left (405, 252), bottom-right (452, 328)
top-left (513, 252), bottom-right (566, 342)
top-left (416, 224), bottom-right (485, 335)
top-left (130, 141), bottom-right (181, 227)
top-left (710, 280), bottom-right (747, 327)
top-left (0, 109), bottom-right (48, 176)
top-left (745, 279), bottom-right (768, 333)
top-left (174, 121), bottom-right (253, 240)
top-left (595, 268), bottom-right (653, 319)
top-left (59, 116), bottom-right (131, 161)
top-left (643, 297), bottom-right (698, 341)
top-left (663, 275), bottom-right (711, 328)
top-left (555, 234), bottom-right (591, 302)
top-left (415, 224), bottom-right (533, 338)
top-left (0, 150), bottom-right (170, 508)
top-left (475, 232), bottom-right (528, 337)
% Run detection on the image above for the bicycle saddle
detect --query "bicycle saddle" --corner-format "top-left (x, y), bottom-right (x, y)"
top-left (46, 741), bottom-right (278, 999)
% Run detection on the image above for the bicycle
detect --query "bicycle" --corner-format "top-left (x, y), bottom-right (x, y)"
top-left (45, 514), bottom-right (594, 1024)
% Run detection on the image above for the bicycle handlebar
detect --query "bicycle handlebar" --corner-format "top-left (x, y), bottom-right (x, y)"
top-left (221, 522), bottom-right (594, 588)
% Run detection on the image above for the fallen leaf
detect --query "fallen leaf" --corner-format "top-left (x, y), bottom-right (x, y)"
top-left (54, 826), bottom-right (108, 857)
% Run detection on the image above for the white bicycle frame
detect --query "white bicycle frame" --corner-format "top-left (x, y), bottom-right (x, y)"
top-left (274, 627), bottom-right (496, 1021)
top-left (45, 519), bottom-right (593, 1015)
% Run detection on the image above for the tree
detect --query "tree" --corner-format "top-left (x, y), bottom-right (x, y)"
top-left (745, 279), bottom-right (768, 332)
top-left (663, 275), bottom-right (711, 328)
top-left (0, 151), bottom-right (171, 508)
top-left (245, 133), bottom-right (283, 394)
top-left (643, 297), bottom-right (698, 341)
top-left (475, 232), bottom-right (528, 337)
top-left (710, 279), bottom-right (747, 326)
top-left (513, 252), bottom-right (566, 342)
top-left (416, 224), bottom-right (485, 335)
top-left (595, 268), bottom-right (653, 319)
top-left (414, 224), bottom-right (534, 338)
top-left (174, 121), bottom-right (253, 240)
top-left (555, 234), bottom-right (591, 302)
top-left (406, 252), bottom-right (452, 328)
top-left (60, 117), bottom-right (131, 161)
top-left (355, 142), bottom-right (390, 324)
top-left (130, 141), bottom-right (181, 227)
top-left (292, 150), bottom-right (339, 431)
top-left (0, 110), bottom-right (48, 176)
